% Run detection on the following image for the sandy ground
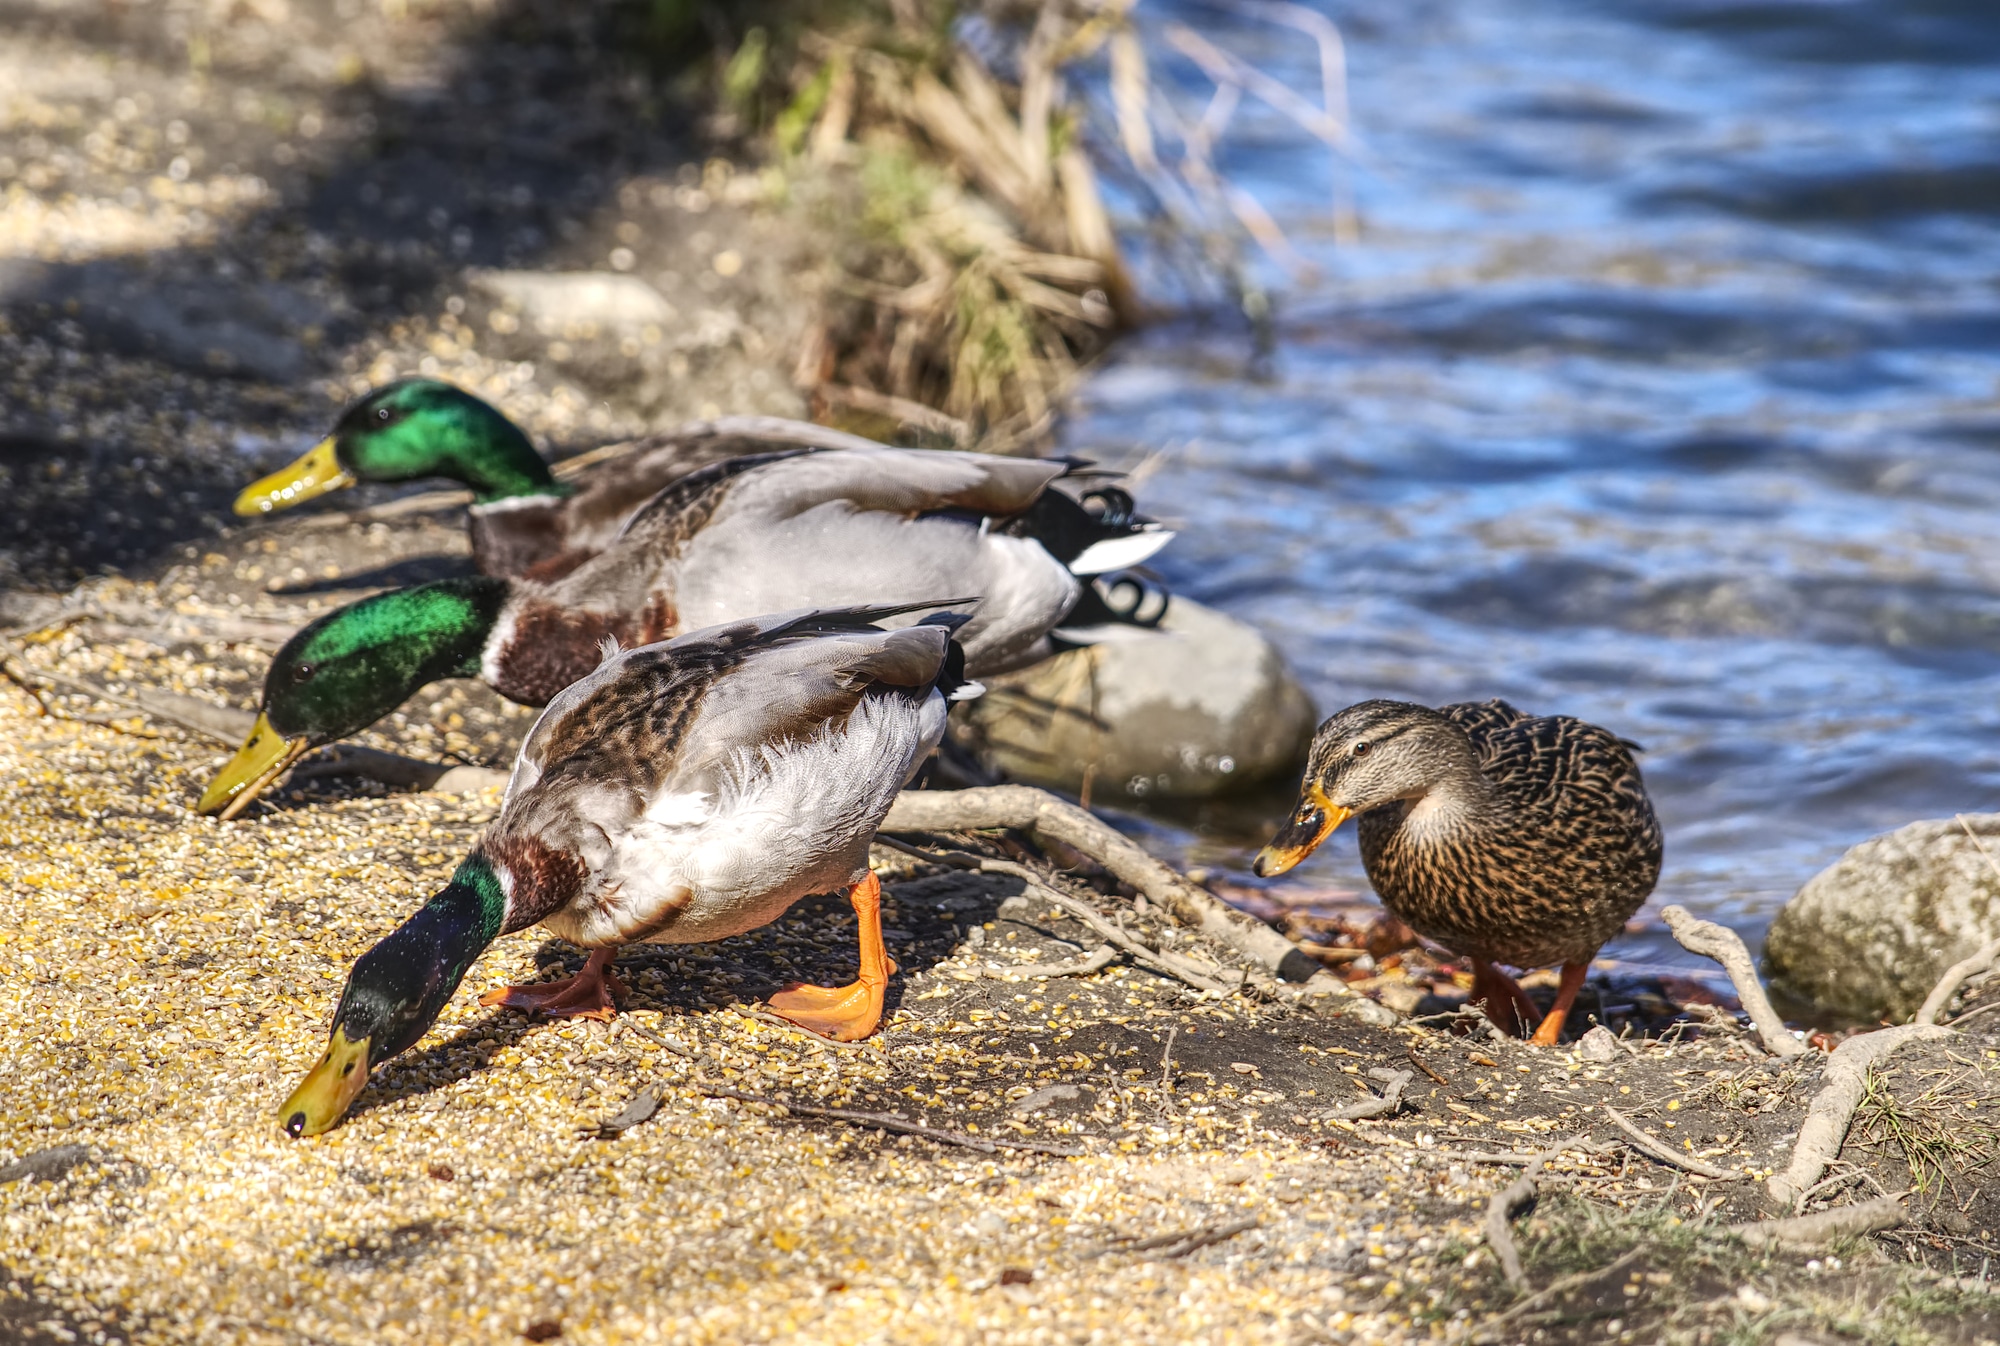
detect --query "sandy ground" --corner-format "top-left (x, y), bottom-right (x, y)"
top-left (4, 1), bottom-right (2000, 1343)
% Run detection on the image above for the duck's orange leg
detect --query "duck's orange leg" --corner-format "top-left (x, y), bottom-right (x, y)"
top-left (480, 947), bottom-right (623, 1022)
top-left (765, 872), bottom-right (897, 1042)
top-left (1528, 961), bottom-right (1590, 1047)
top-left (1470, 959), bottom-right (1539, 1038)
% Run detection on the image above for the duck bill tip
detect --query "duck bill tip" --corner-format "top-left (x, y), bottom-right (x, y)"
top-left (232, 437), bottom-right (355, 517)
top-left (197, 712), bottom-right (309, 818)
top-left (1253, 796), bottom-right (1351, 877)
top-left (278, 1027), bottom-right (372, 1138)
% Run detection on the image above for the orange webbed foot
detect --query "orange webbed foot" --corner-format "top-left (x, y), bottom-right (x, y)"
top-left (1526, 962), bottom-right (1591, 1047)
top-left (762, 872), bottom-right (893, 1043)
top-left (480, 948), bottom-right (623, 1022)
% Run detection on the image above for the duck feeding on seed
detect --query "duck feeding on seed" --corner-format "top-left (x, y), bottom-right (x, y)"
top-left (278, 603), bottom-right (979, 1137)
top-left (1254, 699), bottom-right (1662, 1045)
top-left (200, 443), bottom-right (1171, 819)
top-left (234, 377), bottom-right (858, 578)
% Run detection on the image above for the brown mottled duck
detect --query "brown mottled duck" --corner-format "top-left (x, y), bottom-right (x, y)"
top-left (1253, 699), bottom-right (1662, 1045)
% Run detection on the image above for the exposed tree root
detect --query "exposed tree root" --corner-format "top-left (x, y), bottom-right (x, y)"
top-left (1728, 1195), bottom-right (1907, 1250)
top-left (1661, 903), bottom-right (1805, 1057)
top-left (1916, 932), bottom-right (2000, 1027)
top-left (1766, 1025), bottom-right (1953, 1210)
top-left (882, 785), bottom-right (1398, 1021)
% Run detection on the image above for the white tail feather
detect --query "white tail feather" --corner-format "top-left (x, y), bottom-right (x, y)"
top-left (1067, 527), bottom-right (1174, 575)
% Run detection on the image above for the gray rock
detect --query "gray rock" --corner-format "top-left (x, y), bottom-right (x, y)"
top-left (1765, 814), bottom-right (2000, 1021)
top-left (958, 597), bottom-right (1315, 800)
top-left (1576, 1025), bottom-right (1620, 1062)
top-left (468, 269), bottom-right (680, 333)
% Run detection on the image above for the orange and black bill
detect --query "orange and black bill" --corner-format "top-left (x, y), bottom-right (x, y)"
top-left (1252, 785), bottom-right (1351, 877)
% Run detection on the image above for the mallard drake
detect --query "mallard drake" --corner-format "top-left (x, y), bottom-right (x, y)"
top-left (233, 378), bottom-right (1152, 581)
top-left (276, 603), bottom-right (977, 1136)
top-left (1253, 699), bottom-right (1662, 1045)
top-left (199, 445), bottom-right (1169, 818)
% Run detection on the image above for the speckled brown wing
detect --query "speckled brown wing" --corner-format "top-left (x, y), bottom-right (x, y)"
top-left (471, 418), bottom-right (897, 579)
top-left (1362, 706), bottom-right (1662, 968)
top-left (486, 604), bottom-right (959, 931)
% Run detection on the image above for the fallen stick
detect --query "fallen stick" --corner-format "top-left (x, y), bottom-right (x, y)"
top-left (1914, 933), bottom-right (2000, 1027)
top-left (1602, 1106), bottom-right (1742, 1181)
top-left (882, 785), bottom-right (1396, 1021)
top-left (1090, 1217), bottom-right (1259, 1260)
top-left (1766, 1025), bottom-right (1952, 1210)
top-left (1326, 1067), bottom-right (1412, 1121)
top-left (978, 944), bottom-right (1118, 981)
top-left (1484, 1157), bottom-right (1546, 1290)
top-left (1158, 1026), bottom-right (1178, 1115)
top-left (1728, 1195), bottom-right (1906, 1250)
top-left (1661, 904), bottom-right (1805, 1058)
top-left (901, 842), bottom-right (1240, 997)
top-left (697, 1085), bottom-right (1084, 1157)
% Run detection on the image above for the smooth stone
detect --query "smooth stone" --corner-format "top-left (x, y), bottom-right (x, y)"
top-left (468, 268), bottom-right (678, 331)
top-left (957, 596), bottom-right (1316, 801)
top-left (1765, 814), bottom-right (2000, 1021)
top-left (1576, 1025), bottom-right (1620, 1062)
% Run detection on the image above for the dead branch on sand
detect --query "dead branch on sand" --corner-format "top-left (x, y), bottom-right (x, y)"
top-left (882, 785), bottom-right (1397, 1021)
top-left (1602, 1105), bottom-right (1743, 1181)
top-left (1483, 1152), bottom-right (1551, 1290)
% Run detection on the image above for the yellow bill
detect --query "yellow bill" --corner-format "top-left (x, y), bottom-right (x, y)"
top-left (198, 711), bottom-right (310, 819)
top-left (278, 1027), bottom-right (372, 1137)
top-left (232, 437), bottom-right (356, 517)
top-left (1252, 784), bottom-right (1352, 877)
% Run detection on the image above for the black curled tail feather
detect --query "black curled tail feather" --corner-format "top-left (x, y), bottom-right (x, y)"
top-left (998, 480), bottom-right (1152, 565)
top-left (1062, 574), bottom-right (1171, 630)
top-left (915, 611), bottom-right (981, 702)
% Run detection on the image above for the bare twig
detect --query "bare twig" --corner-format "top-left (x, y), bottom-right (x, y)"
top-left (1158, 1026), bottom-right (1178, 1115)
top-left (1602, 1106), bottom-right (1743, 1181)
top-left (1484, 1154), bottom-right (1548, 1290)
top-left (1326, 1068), bottom-right (1413, 1122)
top-left (979, 944), bottom-right (1118, 981)
top-left (1729, 1195), bottom-right (1907, 1250)
top-left (696, 1085), bottom-right (1082, 1158)
top-left (1661, 904), bottom-right (1805, 1057)
top-left (890, 839), bottom-right (1239, 997)
top-left (1405, 1046), bottom-right (1449, 1085)
top-left (1090, 1217), bottom-right (1259, 1260)
top-left (1767, 1025), bottom-right (1953, 1210)
top-left (881, 786), bottom-right (1394, 1019)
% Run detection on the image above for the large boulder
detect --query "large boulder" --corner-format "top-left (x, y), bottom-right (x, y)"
top-left (1765, 814), bottom-right (2000, 1022)
top-left (955, 597), bottom-right (1316, 801)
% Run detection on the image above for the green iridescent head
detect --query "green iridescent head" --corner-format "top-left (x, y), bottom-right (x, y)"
top-left (197, 578), bottom-right (511, 817)
top-left (278, 850), bottom-right (509, 1136)
top-left (233, 379), bottom-right (558, 517)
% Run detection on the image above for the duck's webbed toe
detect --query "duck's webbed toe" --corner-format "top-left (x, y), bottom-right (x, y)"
top-left (479, 947), bottom-right (624, 1022)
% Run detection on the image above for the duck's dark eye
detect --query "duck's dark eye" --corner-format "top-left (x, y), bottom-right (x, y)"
top-left (376, 407), bottom-right (391, 421)
top-left (1352, 740), bottom-right (1372, 758)
top-left (291, 663), bottom-right (316, 684)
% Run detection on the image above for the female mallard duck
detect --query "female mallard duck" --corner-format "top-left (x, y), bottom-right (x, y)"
top-left (277, 604), bottom-right (977, 1136)
top-left (199, 444), bottom-right (1168, 818)
top-left (1253, 699), bottom-right (1662, 1045)
top-left (233, 378), bottom-right (1156, 581)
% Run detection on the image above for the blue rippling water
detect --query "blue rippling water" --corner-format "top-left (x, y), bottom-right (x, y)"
top-left (1071, 0), bottom-right (2000, 975)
